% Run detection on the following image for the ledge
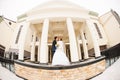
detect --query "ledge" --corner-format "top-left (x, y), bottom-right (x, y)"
top-left (15, 56), bottom-right (106, 80)
top-left (15, 56), bottom-right (105, 70)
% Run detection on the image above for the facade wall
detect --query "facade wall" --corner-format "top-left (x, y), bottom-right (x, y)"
top-left (91, 19), bottom-right (108, 46)
top-left (11, 23), bottom-right (21, 49)
top-left (0, 18), bottom-right (16, 51)
top-left (84, 19), bottom-right (107, 50)
top-left (16, 22), bottom-right (32, 52)
top-left (27, 0), bottom-right (89, 22)
top-left (27, 8), bottom-right (89, 22)
top-left (10, 21), bottom-right (32, 58)
top-left (99, 12), bottom-right (120, 47)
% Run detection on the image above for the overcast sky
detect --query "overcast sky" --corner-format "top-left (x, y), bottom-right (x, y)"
top-left (0, 0), bottom-right (120, 21)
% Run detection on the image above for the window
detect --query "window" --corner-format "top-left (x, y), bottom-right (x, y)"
top-left (15, 25), bottom-right (23, 44)
top-left (36, 37), bottom-right (38, 41)
top-left (9, 22), bottom-right (12, 25)
top-left (94, 23), bottom-right (102, 38)
top-left (84, 33), bottom-right (87, 39)
top-left (31, 35), bottom-right (33, 42)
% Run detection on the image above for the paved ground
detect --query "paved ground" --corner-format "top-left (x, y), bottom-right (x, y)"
top-left (91, 58), bottom-right (120, 80)
top-left (0, 64), bottom-right (23, 80)
top-left (0, 58), bottom-right (120, 80)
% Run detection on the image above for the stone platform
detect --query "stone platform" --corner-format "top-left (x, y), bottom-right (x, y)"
top-left (15, 56), bottom-right (105, 80)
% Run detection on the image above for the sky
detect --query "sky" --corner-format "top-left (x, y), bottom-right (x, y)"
top-left (0, 0), bottom-right (120, 21)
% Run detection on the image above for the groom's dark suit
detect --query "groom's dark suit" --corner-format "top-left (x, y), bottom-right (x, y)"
top-left (51, 39), bottom-right (57, 60)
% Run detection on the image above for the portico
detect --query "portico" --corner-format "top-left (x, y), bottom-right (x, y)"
top-left (18, 17), bottom-right (101, 64)
top-left (16, 0), bottom-right (105, 64)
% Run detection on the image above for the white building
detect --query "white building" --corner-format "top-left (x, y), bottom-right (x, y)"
top-left (0, 0), bottom-right (120, 64)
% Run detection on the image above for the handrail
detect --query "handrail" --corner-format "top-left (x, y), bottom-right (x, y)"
top-left (101, 43), bottom-right (120, 67)
top-left (0, 56), bottom-right (15, 72)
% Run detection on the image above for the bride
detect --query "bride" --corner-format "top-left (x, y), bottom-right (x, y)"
top-left (52, 38), bottom-right (70, 65)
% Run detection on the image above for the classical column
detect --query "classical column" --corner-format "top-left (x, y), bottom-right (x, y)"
top-left (66, 18), bottom-right (79, 62)
top-left (86, 20), bottom-right (101, 57)
top-left (18, 22), bottom-right (30, 60)
top-left (77, 36), bottom-right (82, 60)
top-left (80, 28), bottom-right (89, 59)
top-left (30, 32), bottom-right (36, 61)
top-left (37, 37), bottom-right (40, 62)
top-left (40, 19), bottom-right (49, 63)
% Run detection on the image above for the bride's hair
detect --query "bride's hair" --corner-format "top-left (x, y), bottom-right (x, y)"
top-left (60, 38), bottom-right (62, 41)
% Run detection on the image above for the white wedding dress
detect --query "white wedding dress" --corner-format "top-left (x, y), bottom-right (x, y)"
top-left (52, 41), bottom-right (70, 65)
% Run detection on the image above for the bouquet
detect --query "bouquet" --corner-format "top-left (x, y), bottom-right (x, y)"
top-left (55, 44), bottom-right (59, 47)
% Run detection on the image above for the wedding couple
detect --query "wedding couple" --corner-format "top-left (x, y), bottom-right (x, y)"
top-left (51, 36), bottom-right (70, 65)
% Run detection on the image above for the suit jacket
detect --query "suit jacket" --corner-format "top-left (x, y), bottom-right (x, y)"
top-left (51, 40), bottom-right (57, 52)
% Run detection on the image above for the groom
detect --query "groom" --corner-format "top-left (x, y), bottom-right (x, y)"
top-left (51, 36), bottom-right (58, 61)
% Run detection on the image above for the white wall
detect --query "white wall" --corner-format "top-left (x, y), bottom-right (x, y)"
top-left (27, 8), bottom-right (89, 22)
top-left (15, 22), bottom-right (33, 52)
top-left (100, 12), bottom-right (120, 47)
top-left (0, 19), bottom-right (16, 51)
top-left (11, 23), bottom-right (20, 49)
top-left (84, 18), bottom-right (108, 50)
top-left (91, 19), bottom-right (108, 46)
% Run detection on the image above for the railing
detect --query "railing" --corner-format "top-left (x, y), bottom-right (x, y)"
top-left (0, 52), bottom-right (18, 73)
top-left (1, 43), bottom-right (120, 73)
top-left (101, 43), bottom-right (120, 67)
top-left (0, 56), bottom-right (14, 72)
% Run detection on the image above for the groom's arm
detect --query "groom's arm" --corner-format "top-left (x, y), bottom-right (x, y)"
top-left (53, 40), bottom-right (56, 45)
